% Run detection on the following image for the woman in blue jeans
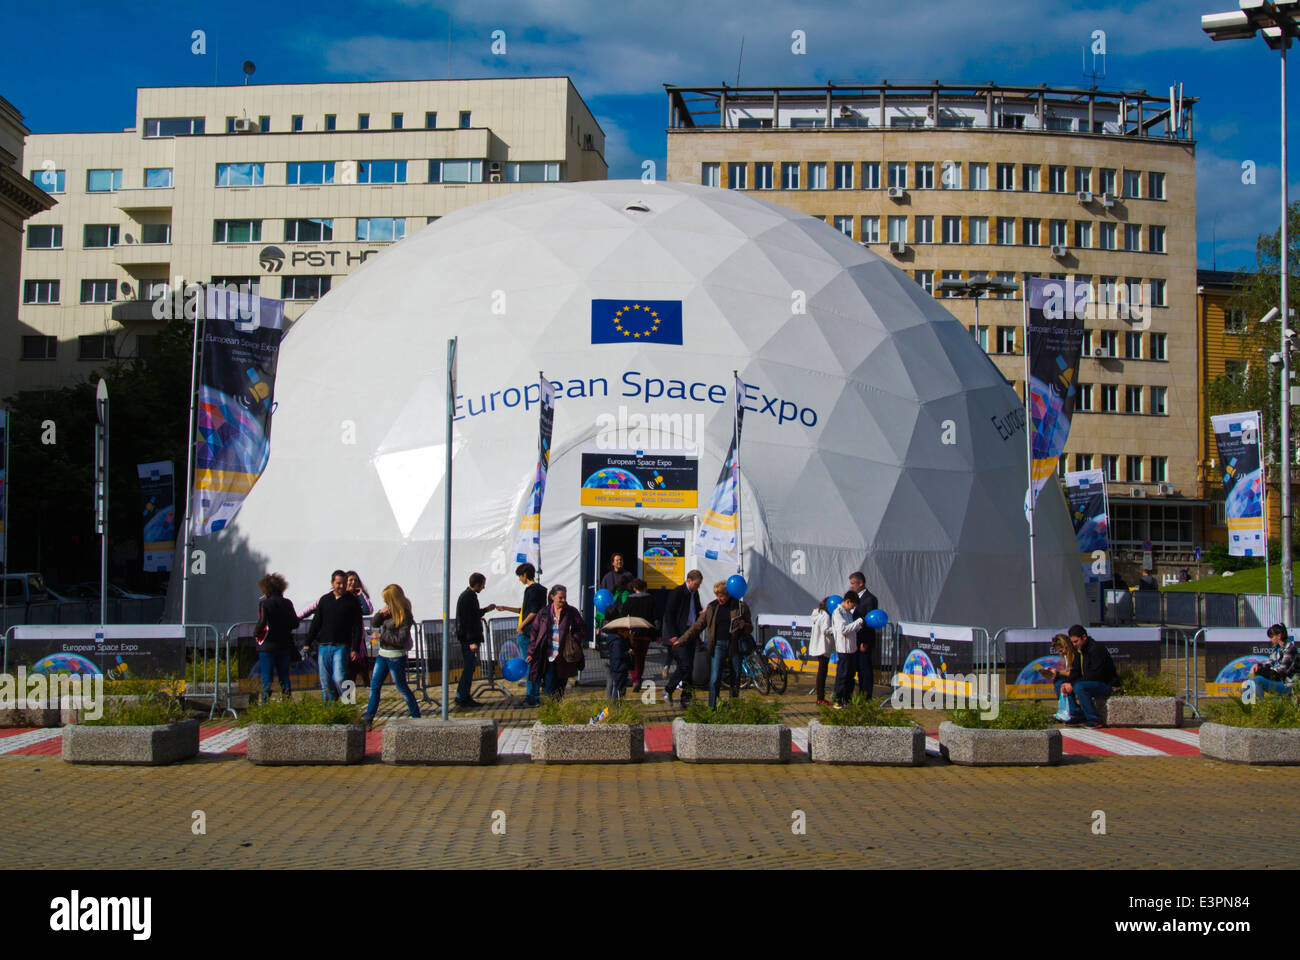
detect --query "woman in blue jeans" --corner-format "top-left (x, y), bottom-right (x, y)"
top-left (363, 584), bottom-right (421, 729)
top-left (526, 585), bottom-right (586, 698)
top-left (254, 573), bottom-right (300, 703)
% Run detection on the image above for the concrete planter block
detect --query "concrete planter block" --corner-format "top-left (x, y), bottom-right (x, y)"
top-left (807, 719), bottom-right (925, 766)
top-left (246, 723), bottom-right (365, 765)
top-left (382, 718), bottom-right (498, 765)
top-left (62, 719), bottom-right (199, 765)
top-left (938, 721), bottom-right (1062, 766)
top-left (672, 717), bottom-right (791, 763)
top-left (1200, 722), bottom-right (1300, 765)
top-left (530, 722), bottom-right (644, 764)
top-left (0, 704), bottom-right (63, 728)
top-left (1104, 697), bottom-right (1183, 728)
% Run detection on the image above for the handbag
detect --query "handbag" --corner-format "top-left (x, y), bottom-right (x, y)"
top-left (561, 630), bottom-right (583, 664)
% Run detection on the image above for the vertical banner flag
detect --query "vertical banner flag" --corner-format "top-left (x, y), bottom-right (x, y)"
top-left (513, 374), bottom-right (556, 567)
top-left (192, 286), bottom-right (286, 535)
top-left (137, 461), bottom-right (176, 572)
top-left (1064, 469), bottom-right (1109, 581)
top-left (695, 374), bottom-right (745, 561)
top-left (0, 409), bottom-right (7, 566)
top-left (1211, 411), bottom-right (1265, 557)
top-left (1026, 276), bottom-right (1088, 507)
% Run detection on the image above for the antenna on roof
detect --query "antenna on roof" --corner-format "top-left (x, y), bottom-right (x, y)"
top-left (735, 35), bottom-right (745, 88)
top-left (243, 60), bottom-right (256, 86)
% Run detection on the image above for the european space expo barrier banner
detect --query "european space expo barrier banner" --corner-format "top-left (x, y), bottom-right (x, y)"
top-left (137, 460), bottom-right (176, 572)
top-left (1026, 276), bottom-right (1087, 508)
top-left (757, 614), bottom-right (813, 665)
top-left (1064, 468), bottom-right (1109, 581)
top-left (640, 527), bottom-right (686, 590)
top-left (1003, 627), bottom-right (1161, 698)
top-left (579, 447), bottom-right (698, 508)
top-left (513, 375), bottom-right (556, 567)
top-left (1201, 627), bottom-right (1282, 697)
top-left (896, 622), bottom-right (981, 698)
top-left (191, 287), bottom-right (286, 536)
top-left (1211, 411), bottom-right (1265, 557)
top-left (6, 625), bottom-right (187, 680)
top-left (695, 374), bottom-right (745, 561)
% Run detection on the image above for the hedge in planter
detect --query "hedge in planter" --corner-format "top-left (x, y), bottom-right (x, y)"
top-left (809, 695), bottom-right (924, 766)
top-left (1200, 696), bottom-right (1300, 765)
top-left (1105, 670), bottom-right (1183, 728)
top-left (244, 699), bottom-right (366, 765)
top-left (939, 701), bottom-right (1062, 766)
top-left (62, 698), bottom-right (199, 765)
top-left (531, 698), bottom-right (644, 764)
top-left (674, 697), bottom-right (790, 763)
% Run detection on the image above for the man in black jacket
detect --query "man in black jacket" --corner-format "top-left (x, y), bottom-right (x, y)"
top-left (663, 570), bottom-right (703, 705)
top-left (1061, 624), bottom-right (1118, 727)
top-left (847, 571), bottom-right (879, 697)
top-left (454, 573), bottom-right (496, 708)
top-left (305, 570), bottom-right (363, 702)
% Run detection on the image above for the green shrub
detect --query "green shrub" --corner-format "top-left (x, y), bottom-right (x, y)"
top-left (818, 693), bottom-right (915, 727)
top-left (1116, 670), bottom-right (1177, 698)
top-left (949, 699), bottom-right (1053, 730)
top-left (536, 697), bottom-right (641, 725)
top-left (105, 676), bottom-right (183, 696)
top-left (682, 696), bottom-right (782, 725)
top-left (243, 698), bottom-right (362, 726)
top-left (82, 697), bottom-right (188, 727)
top-left (1203, 695), bottom-right (1300, 729)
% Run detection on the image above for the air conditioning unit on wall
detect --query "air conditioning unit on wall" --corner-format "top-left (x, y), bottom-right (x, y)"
top-left (889, 240), bottom-right (907, 255)
top-left (886, 186), bottom-right (906, 199)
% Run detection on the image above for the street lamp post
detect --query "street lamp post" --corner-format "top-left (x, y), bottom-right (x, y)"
top-left (937, 272), bottom-right (1020, 351)
top-left (1204, 0), bottom-right (1300, 624)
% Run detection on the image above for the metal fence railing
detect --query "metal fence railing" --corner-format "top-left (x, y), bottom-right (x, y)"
top-left (1100, 590), bottom-right (1300, 629)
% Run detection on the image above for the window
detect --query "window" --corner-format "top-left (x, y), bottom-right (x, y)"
top-left (216, 162), bottom-right (264, 187)
top-left (969, 163), bottom-right (988, 190)
top-left (31, 167), bottom-right (65, 193)
top-left (78, 335), bottom-right (115, 361)
top-left (970, 217), bottom-right (988, 244)
top-left (1148, 225), bottom-right (1166, 253)
top-left (996, 326), bottom-right (1017, 353)
top-left (996, 217), bottom-right (1015, 245)
top-left (833, 112), bottom-right (869, 128)
top-left (938, 115), bottom-right (974, 128)
top-left (1151, 386), bottom-right (1167, 416)
top-left (940, 160), bottom-right (961, 189)
top-left (1151, 332), bottom-right (1167, 360)
top-left (391, 112), bottom-right (403, 130)
top-left (1078, 383), bottom-right (1093, 411)
top-left (1099, 278), bottom-right (1118, 308)
top-left (1151, 279), bottom-right (1166, 306)
top-left (791, 116), bottom-right (826, 128)
top-left (1022, 164), bottom-right (1040, 192)
top-left (1123, 170), bottom-right (1142, 198)
top-left (282, 276), bottom-right (332, 300)
top-left (26, 225), bottom-right (61, 249)
top-left (727, 162), bottom-right (747, 189)
top-left (915, 162), bottom-right (934, 189)
top-left (888, 162), bottom-right (907, 189)
top-left (1126, 278), bottom-right (1145, 314)
top-left (357, 160), bottom-right (407, 184)
top-left (1224, 307), bottom-right (1246, 333)
top-left (996, 163), bottom-right (1015, 190)
top-left (80, 279), bottom-right (116, 303)
top-left (915, 270), bottom-right (934, 294)
top-left (1048, 165), bottom-right (1067, 193)
top-left (287, 161), bottom-right (335, 185)
top-left (23, 280), bottom-right (59, 304)
top-left (1058, 455), bottom-right (1068, 477)
top-left (1148, 171), bottom-right (1166, 200)
top-left (1022, 218), bottom-right (1040, 245)
top-left (506, 161), bottom-right (560, 183)
top-left (358, 113), bottom-right (370, 130)
top-left (284, 218), bottom-right (333, 242)
top-left (224, 116), bottom-right (236, 133)
top-left (914, 216), bottom-right (933, 243)
top-left (83, 224), bottom-right (119, 248)
top-left (425, 111), bottom-right (438, 129)
top-left (86, 169), bottom-right (122, 192)
top-left (942, 216), bottom-right (961, 243)
top-left (700, 162), bottom-right (720, 187)
top-left (1151, 456), bottom-right (1168, 481)
top-left (971, 325), bottom-right (988, 351)
top-left (1125, 331), bottom-right (1143, 359)
top-left (1099, 222), bottom-right (1116, 250)
top-left (998, 113), bottom-right (1026, 129)
top-left (144, 117), bottom-right (204, 137)
top-left (292, 115), bottom-right (304, 132)
top-left (1074, 221), bottom-right (1092, 248)
top-left (1074, 167), bottom-right (1092, 193)
top-left (144, 167), bottom-right (173, 189)
top-left (210, 219), bottom-right (261, 243)
top-left (140, 223), bottom-right (170, 244)
top-left (860, 162), bottom-right (880, 189)
top-left (1049, 220), bottom-right (1067, 246)
top-left (426, 216), bottom-right (440, 225)
top-left (1124, 224), bottom-right (1141, 251)
top-left (833, 215), bottom-right (853, 238)
top-left (1101, 384), bottom-right (1118, 412)
top-left (1102, 455), bottom-right (1119, 481)
top-left (755, 162), bottom-right (773, 189)
top-left (861, 216), bottom-right (880, 243)
top-left (1099, 168), bottom-right (1117, 195)
top-left (21, 335), bottom-right (56, 360)
top-left (996, 271), bottom-right (1016, 299)
top-left (889, 116), bottom-right (925, 128)
top-left (1126, 386), bottom-right (1143, 414)
top-left (887, 216), bottom-right (907, 244)
top-left (941, 269), bottom-right (963, 297)
top-left (1074, 453), bottom-right (1094, 471)
top-left (834, 162), bottom-right (854, 189)
top-left (1081, 328), bottom-right (1093, 354)
top-left (781, 162), bottom-right (800, 190)
top-left (459, 111), bottom-right (471, 129)
top-left (1126, 455), bottom-right (1144, 481)
top-left (1098, 329), bottom-right (1119, 356)
top-left (807, 162), bottom-right (827, 189)
top-left (356, 217), bottom-right (406, 242)
top-left (210, 276), bottom-right (261, 297)
top-left (1047, 116), bottom-right (1074, 131)
top-left (325, 114), bottom-right (337, 131)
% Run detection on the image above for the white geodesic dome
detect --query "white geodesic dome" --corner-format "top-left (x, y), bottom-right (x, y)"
top-left (176, 180), bottom-right (1085, 631)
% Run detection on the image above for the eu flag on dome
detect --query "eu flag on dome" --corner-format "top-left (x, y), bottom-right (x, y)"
top-left (591, 299), bottom-right (683, 345)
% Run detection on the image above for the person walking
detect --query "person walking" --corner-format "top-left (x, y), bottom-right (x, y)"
top-left (492, 563), bottom-right (547, 707)
top-left (597, 573), bottom-right (634, 697)
top-left (663, 570), bottom-right (703, 706)
top-left (832, 591), bottom-right (868, 707)
top-left (807, 597), bottom-right (832, 706)
top-left (363, 584), bottom-right (421, 729)
top-left (619, 579), bottom-right (657, 693)
top-left (847, 571), bottom-right (879, 697)
top-left (527, 585), bottom-right (586, 697)
top-left (345, 571), bottom-right (373, 687)
top-left (254, 573), bottom-right (300, 703)
top-left (679, 580), bottom-right (754, 710)
top-left (454, 573), bottom-right (496, 709)
top-left (304, 570), bottom-right (363, 702)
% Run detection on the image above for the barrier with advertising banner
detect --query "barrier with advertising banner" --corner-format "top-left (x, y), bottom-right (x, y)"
top-left (895, 622), bottom-right (991, 699)
top-left (579, 447), bottom-right (698, 508)
top-left (757, 614), bottom-right (813, 667)
top-left (3, 624), bottom-right (186, 680)
top-left (1201, 627), bottom-right (1280, 697)
top-left (1002, 627), bottom-right (1161, 698)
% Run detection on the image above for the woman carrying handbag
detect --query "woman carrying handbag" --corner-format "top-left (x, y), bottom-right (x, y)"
top-left (362, 584), bottom-right (421, 730)
top-left (526, 584), bottom-right (586, 699)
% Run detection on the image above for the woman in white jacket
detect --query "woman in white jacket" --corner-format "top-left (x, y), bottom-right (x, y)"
top-left (807, 598), bottom-right (833, 706)
top-left (831, 591), bottom-right (867, 708)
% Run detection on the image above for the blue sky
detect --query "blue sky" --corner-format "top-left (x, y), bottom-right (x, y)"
top-left (0, 0), bottom-right (1287, 271)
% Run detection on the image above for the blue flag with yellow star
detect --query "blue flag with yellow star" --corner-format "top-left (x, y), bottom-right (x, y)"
top-left (590, 299), bottom-right (683, 345)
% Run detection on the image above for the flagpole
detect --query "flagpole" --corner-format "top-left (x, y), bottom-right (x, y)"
top-left (95, 380), bottom-right (109, 627)
top-left (441, 337), bottom-right (457, 721)
top-left (537, 370), bottom-right (545, 577)
top-left (733, 370), bottom-right (744, 577)
top-left (179, 308), bottom-right (203, 627)
top-left (1100, 471), bottom-right (1114, 621)
top-left (1, 409), bottom-right (9, 587)
top-left (1022, 294), bottom-right (1038, 628)
top-left (1264, 411), bottom-right (1272, 601)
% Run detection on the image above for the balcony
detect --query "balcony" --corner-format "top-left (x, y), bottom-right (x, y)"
top-left (113, 242), bottom-right (171, 267)
top-left (114, 188), bottom-right (174, 211)
top-left (110, 299), bottom-right (161, 323)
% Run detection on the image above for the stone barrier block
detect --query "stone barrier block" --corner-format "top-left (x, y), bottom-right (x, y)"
top-left (938, 721), bottom-right (1061, 766)
top-left (382, 718), bottom-right (497, 764)
top-left (530, 722), bottom-right (644, 763)
top-left (1200, 722), bottom-right (1300, 765)
top-left (672, 717), bottom-right (791, 763)
top-left (62, 719), bottom-right (199, 765)
top-left (246, 723), bottom-right (365, 765)
top-left (808, 719), bottom-right (925, 765)
top-left (1104, 697), bottom-right (1183, 728)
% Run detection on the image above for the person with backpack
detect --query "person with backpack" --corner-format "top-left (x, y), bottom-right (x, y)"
top-left (526, 584), bottom-right (586, 698)
top-left (363, 584), bottom-right (421, 729)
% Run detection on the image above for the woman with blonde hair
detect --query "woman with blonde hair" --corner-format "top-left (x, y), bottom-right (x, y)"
top-left (1041, 633), bottom-right (1076, 722)
top-left (362, 583), bottom-right (421, 729)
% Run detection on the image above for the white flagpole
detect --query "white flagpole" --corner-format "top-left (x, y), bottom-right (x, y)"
top-left (733, 370), bottom-right (744, 576)
top-left (1023, 293), bottom-right (1038, 628)
top-left (441, 337), bottom-right (457, 720)
top-left (537, 370), bottom-right (545, 577)
top-left (179, 309), bottom-right (203, 626)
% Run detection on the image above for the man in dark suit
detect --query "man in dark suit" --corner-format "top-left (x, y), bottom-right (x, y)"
top-left (847, 571), bottom-right (878, 698)
top-left (662, 569), bottom-right (703, 705)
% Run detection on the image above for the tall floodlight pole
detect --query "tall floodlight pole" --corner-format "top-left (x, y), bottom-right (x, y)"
top-left (95, 379), bottom-right (109, 625)
top-left (180, 306), bottom-right (203, 626)
top-left (1203, 0), bottom-right (1300, 624)
top-left (441, 337), bottom-right (457, 720)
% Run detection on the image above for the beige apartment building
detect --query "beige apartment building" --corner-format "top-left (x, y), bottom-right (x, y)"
top-left (666, 81), bottom-right (1200, 569)
top-left (12, 76), bottom-right (606, 395)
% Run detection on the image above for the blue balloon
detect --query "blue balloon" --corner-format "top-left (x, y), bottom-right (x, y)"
top-left (864, 608), bottom-right (889, 629)
top-left (594, 589), bottom-right (614, 612)
top-left (726, 574), bottom-right (748, 600)
top-left (502, 658), bottom-right (527, 682)
top-left (826, 594), bottom-right (843, 616)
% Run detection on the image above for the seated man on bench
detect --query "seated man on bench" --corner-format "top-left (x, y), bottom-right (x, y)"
top-left (1060, 624), bottom-right (1118, 729)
